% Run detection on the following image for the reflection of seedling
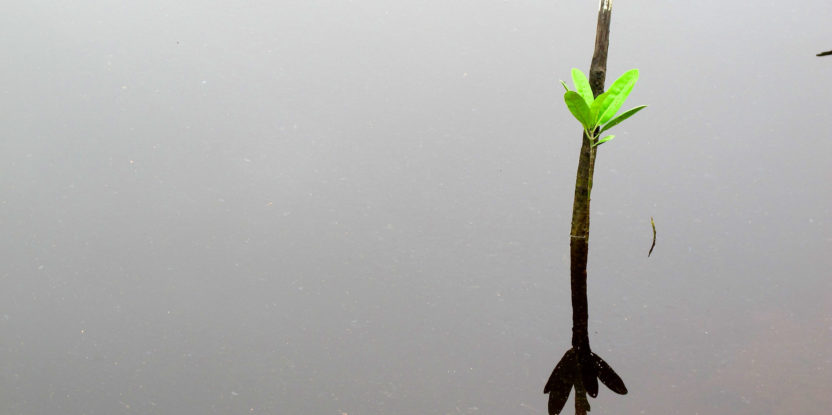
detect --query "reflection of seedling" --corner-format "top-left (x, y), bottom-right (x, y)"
top-left (560, 68), bottom-right (646, 147)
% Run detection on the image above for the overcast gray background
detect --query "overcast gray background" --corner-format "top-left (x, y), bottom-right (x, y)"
top-left (2, 1), bottom-right (831, 414)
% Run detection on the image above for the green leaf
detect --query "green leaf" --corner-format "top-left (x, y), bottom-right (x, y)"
top-left (564, 91), bottom-right (592, 129)
top-left (597, 69), bottom-right (640, 125)
top-left (600, 105), bottom-right (647, 133)
top-left (571, 68), bottom-right (594, 106)
top-left (591, 135), bottom-right (615, 147)
top-left (589, 91), bottom-right (612, 129)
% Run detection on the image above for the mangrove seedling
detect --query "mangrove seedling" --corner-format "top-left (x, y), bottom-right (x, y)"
top-left (544, 34), bottom-right (649, 415)
top-left (544, 3), bottom-right (651, 413)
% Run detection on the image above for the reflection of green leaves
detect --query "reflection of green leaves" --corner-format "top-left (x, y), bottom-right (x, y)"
top-left (560, 69), bottom-right (646, 146)
top-left (544, 347), bottom-right (628, 415)
top-left (592, 352), bottom-right (628, 395)
top-left (544, 349), bottom-right (575, 415)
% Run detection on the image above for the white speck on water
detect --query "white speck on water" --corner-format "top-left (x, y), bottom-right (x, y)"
top-left (231, 391), bottom-right (239, 396)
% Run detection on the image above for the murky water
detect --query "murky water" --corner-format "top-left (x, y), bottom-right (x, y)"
top-left (2, 1), bottom-right (830, 414)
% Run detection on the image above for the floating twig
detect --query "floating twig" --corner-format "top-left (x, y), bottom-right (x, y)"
top-left (648, 216), bottom-right (657, 257)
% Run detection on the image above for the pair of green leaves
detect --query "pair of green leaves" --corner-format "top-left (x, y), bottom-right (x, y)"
top-left (561, 68), bottom-right (646, 147)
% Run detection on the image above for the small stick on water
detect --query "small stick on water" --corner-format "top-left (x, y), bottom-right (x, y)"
top-left (648, 216), bottom-right (657, 257)
top-left (817, 50), bottom-right (832, 57)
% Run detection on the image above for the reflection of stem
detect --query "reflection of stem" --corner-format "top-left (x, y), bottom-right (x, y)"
top-left (574, 362), bottom-right (591, 415)
top-left (574, 384), bottom-right (589, 415)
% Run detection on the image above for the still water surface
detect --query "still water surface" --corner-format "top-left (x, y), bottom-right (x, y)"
top-left (1, 1), bottom-right (830, 414)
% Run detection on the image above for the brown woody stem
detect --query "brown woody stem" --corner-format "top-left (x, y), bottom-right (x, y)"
top-left (570, 1), bottom-right (612, 413)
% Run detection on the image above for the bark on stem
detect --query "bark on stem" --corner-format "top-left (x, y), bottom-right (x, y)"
top-left (569, 0), bottom-right (612, 352)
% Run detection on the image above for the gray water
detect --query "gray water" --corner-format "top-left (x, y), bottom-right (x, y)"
top-left (2, 1), bottom-right (831, 414)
